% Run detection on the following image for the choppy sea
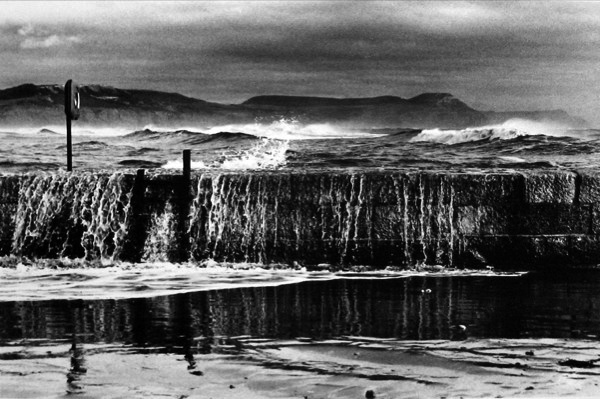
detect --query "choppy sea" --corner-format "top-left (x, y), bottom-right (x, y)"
top-left (1, 118), bottom-right (600, 173)
top-left (2, 118), bottom-right (600, 397)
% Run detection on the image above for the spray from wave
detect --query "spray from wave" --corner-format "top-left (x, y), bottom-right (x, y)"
top-left (162, 137), bottom-right (289, 170)
top-left (202, 118), bottom-right (381, 140)
top-left (410, 119), bottom-right (583, 145)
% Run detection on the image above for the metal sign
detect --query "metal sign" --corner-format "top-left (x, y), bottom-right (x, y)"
top-left (64, 79), bottom-right (80, 121)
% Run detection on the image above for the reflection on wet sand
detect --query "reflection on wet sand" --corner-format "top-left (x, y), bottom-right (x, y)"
top-left (2, 272), bottom-right (600, 348)
top-left (2, 273), bottom-right (600, 397)
top-left (66, 335), bottom-right (87, 394)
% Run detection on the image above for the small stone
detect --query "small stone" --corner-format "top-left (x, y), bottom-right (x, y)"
top-left (229, 385), bottom-right (235, 389)
top-left (525, 350), bottom-right (534, 356)
top-left (365, 389), bottom-right (375, 399)
top-left (525, 386), bottom-right (534, 390)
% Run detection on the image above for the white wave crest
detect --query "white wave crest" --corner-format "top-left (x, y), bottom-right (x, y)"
top-left (410, 119), bottom-right (574, 145)
top-left (203, 118), bottom-right (381, 140)
top-left (411, 127), bottom-right (525, 144)
top-left (162, 137), bottom-right (289, 170)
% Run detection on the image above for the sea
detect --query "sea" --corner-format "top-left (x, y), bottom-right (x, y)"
top-left (2, 118), bottom-right (600, 397)
top-left (1, 118), bottom-right (600, 173)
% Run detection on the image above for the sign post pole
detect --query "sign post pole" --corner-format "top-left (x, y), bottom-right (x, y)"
top-left (66, 116), bottom-right (72, 171)
top-left (64, 80), bottom-right (80, 171)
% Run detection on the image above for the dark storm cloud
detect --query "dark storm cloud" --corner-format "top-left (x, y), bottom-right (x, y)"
top-left (1, 1), bottom-right (600, 123)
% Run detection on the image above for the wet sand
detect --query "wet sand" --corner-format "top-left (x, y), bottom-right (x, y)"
top-left (2, 338), bottom-right (600, 398)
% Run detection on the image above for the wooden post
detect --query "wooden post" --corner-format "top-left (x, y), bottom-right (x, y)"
top-left (136, 168), bottom-right (145, 182)
top-left (66, 115), bottom-right (72, 172)
top-left (183, 149), bottom-right (191, 183)
top-left (177, 150), bottom-right (192, 262)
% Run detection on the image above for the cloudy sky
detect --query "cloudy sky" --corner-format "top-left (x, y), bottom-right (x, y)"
top-left (1, 1), bottom-right (600, 124)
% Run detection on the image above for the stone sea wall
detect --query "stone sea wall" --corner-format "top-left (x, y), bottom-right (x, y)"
top-left (1, 170), bottom-right (599, 270)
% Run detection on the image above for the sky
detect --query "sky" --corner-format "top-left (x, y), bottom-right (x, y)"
top-left (1, 1), bottom-right (600, 125)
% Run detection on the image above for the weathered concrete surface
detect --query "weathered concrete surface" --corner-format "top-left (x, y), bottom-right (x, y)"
top-left (0, 176), bottom-right (20, 255)
top-left (2, 169), bottom-right (600, 270)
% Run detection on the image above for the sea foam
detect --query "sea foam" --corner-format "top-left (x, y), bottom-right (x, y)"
top-left (410, 119), bottom-right (578, 145)
top-left (162, 137), bottom-right (289, 170)
top-left (202, 118), bottom-right (382, 140)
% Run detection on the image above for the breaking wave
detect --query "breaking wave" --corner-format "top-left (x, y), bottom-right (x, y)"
top-left (410, 119), bottom-right (591, 145)
top-left (411, 126), bottom-right (525, 145)
top-left (162, 137), bottom-right (289, 170)
top-left (202, 118), bottom-right (382, 140)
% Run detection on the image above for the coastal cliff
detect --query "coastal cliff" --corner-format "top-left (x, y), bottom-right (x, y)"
top-left (0, 84), bottom-right (587, 129)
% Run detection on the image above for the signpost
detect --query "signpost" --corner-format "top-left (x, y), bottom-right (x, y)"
top-left (64, 80), bottom-right (80, 171)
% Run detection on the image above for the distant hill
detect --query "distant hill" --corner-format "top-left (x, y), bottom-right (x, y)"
top-left (0, 83), bottom-right (587, 129)
top-left (242, 92), bottom-right (486, 127)
top-left (0, 83), bottom-right (254, 128)
top-left (243, 95), bottom-right (409, 107)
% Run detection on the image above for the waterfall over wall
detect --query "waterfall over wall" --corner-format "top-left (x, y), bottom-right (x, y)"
top-left (10, 173), bottom-right (135, 260)
top-left (1, 170), bottom-right (599, 269)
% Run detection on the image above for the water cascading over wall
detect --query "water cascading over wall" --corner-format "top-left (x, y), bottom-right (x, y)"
top-left (9, 173), bottom-right (135, 260)
top-left (2, 169), bottom-right (600, 269)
